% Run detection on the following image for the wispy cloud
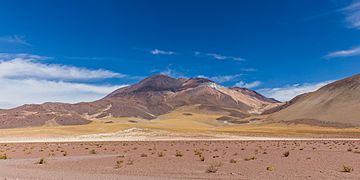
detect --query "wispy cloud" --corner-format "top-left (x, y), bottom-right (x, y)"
top-left (0, 58), bottom-right (123, 81)
top-left (198, 74), bottom-right (242, 83)
top-left (0, 53), bottom-right (49, 61)
top-left (324, 1), bottom-right (360, 59)
top-left (207, 53), bottom-right (244, 61)
top-left (343, 0), bottom-right (360, 30)
top-left (325, 46), bottom-right (360, 58)
top-left (195, 51), bottom-right (244, 61)
top-left (257, 80), bottom-right (334, 102)
top-left (64, 56), bottom-right (119, 60)
top-left (235, 81), bottom-right (262, 89)
top-left (157, 68), bottom-right (187, 78)
top-left (0, 35), bottom-right (30, 46)
top-left (150, 49), bottom-right (176, 55)
top-left (0, 53), bottom-right (128, 108)
top-left (241, 68), bottom-right (257, 72)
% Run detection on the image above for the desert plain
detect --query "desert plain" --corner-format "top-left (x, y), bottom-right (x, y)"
top-left (0, 140), bottom-right (360, 180)
top-left (0, 113), bottom-right (360, 180)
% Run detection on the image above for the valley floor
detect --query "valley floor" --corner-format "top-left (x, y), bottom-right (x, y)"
top-left (0, 140), bottom-right (360, 179)
top-left (0, 111), bottom-right (360, 179)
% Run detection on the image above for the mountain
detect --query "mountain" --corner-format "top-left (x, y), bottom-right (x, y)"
top-left (267, 73), bottom-right (360, 127)
top-left (0, 74), bottom-right (280, 129)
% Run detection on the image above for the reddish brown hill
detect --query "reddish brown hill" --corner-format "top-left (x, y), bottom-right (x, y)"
top-left (268, 74), bottom-right (360, 127)
top-left (0, 74), bottom-right (280, 128)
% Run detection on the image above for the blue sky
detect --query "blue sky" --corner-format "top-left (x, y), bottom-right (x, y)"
top-left (0, 0), bottom-right (360, 108)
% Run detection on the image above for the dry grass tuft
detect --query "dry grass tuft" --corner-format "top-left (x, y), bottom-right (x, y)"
top-left (283, 151), bottom-right (290, 157)
top-left (199, 155), bottom-right (205, 162)
top-left (36, 158), bottom-right (46, 164)
top-left (244, 156), bottom-right (257, 161)
top-left (343, 165), bottom-right (353, 173)
top-left (205, 162), bottom-right (222, 173)
top-left (266, 165), bottom-right (274, 171)
top-left (175, 150), bottom-right (183, 157)
top-left (0, 154), bottom-right (8, 160)
top-left (157, 152), bottom-right (165, 157)
top-left (229, 159), bottom-right (237, 163)
top-left (115, 160), bottom-right (123, 169)
top-left (140, 153), bottom-right (148, 157)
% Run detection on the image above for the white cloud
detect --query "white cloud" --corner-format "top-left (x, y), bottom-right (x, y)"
top-left (0, 35), bottom-right (30, 46)
top-left (150, 49), bottom-right (175, 55)
top-left (206, 53), bottom-right (244, 61)
top-left (0, 78), bottom-right (126, 109)
top-left (195, 51), bottom-right (244, 61)
top-left (324, 1), bottom-right (360, 59)
top-left (0, 53), bottom-right (48, 60)
top-left (344, 0), bottom-right (360, 29)
top-left (325, 46), bottom-right (360, 58)
top-left (235, 81), bottom-right (262, 89)
top-left (0, 57), bottom-right (123, 80)
top-left (198, 74), bottom-right (242, 83)
top-left (0, 53), bottom-right (128, 108)
top-left (241, 68), bottom-right (257, 72)
top-left (257, 80), bottom-right (334, 102)
top-left (158, 68), bottom-right (187, 78)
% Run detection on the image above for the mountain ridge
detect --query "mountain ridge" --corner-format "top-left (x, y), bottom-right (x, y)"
top-left (268, 73), bottom-right (360, 127)
top-left (0, 74), bottom-right (280, 129)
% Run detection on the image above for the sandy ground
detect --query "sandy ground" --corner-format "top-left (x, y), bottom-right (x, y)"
top-left (0, 140), bottom-right (359, 179)
top-left (1, 127), bottom-right (360, 143)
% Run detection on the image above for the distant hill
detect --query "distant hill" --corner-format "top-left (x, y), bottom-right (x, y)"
top-left (268, 74), bottom-right (360, 127)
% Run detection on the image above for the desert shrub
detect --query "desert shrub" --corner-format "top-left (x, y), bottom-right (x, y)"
top-left (115, 160), bottom-right (123, 169)
top-left (199, 155), bottom-right (205, 162)
top-left (229, 159), bottom-right (237, 163)
top-left (283, 151), bottom-right (290, 157)
top-left (244, 156), bottom-right (257, 161)
top-left (194, 150), bottom-right (202, 156)
top-left (205, 162), bottom-right (222, 173)
top-left (343, 165), bottom-right (353, 173)
top-left (157, 152), bottom-right (165, 157)
top-left (175, 150), bottom-right (183, 157)
top-left (0, 154), bottom-right (7, 160)
top-left (140, 153), bottom-right (147, 157)
top-left (37, 158), bottom-right (46, 164)
top-left (89, 149), bottom-right (97, 154)
top-left (266, 166), bottom-right (274, 171)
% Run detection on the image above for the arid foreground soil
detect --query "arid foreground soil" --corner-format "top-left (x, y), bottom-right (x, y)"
top-left (0, 140), bottom-right (359, 179)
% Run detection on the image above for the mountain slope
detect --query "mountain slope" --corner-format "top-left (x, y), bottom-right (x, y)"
top-left (94, 75), bottom-right (281, 119)
top-left (0, 74), bottom-right (280, 128)
top-left (268, 74), bottom-right (360, 127)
